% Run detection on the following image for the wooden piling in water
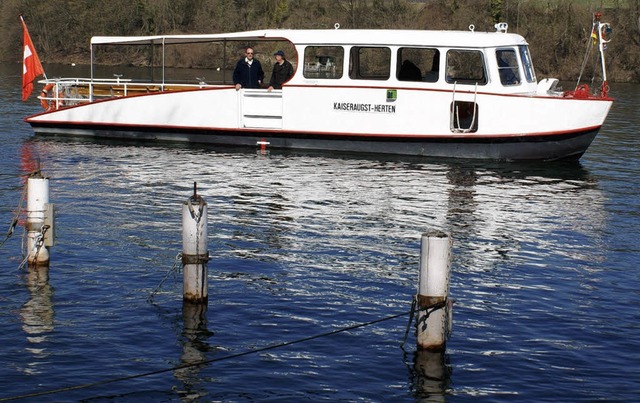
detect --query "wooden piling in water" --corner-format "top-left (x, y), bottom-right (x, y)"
top-left (26, 173), bottom-right (53, 267)
top-left (416, 231), bottom-right (452, 351)
top-left (182, 183), bottom-right (209, 304)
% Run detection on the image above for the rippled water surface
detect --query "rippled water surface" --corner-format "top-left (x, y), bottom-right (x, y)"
top-left (1, 65), bottom-right (639, 402)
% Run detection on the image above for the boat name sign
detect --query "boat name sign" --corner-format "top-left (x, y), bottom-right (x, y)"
top-left (333, 102), bottom-right (396, 114)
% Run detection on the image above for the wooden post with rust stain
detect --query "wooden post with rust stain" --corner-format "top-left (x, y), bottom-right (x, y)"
top-left (416, 231), bottom-right (452, 351)
top-left (182, 182), bottom-right (209, 304)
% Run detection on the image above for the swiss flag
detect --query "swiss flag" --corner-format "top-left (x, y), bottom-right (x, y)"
top-left (21, 16), bottom-right (45, 101)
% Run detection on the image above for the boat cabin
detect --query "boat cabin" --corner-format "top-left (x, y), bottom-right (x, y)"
top-left (82, 25), bottom-right (539, 97)
top-left (292, 28), bottom-right (537, 94)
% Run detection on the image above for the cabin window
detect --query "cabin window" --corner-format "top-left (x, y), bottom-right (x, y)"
top-left (445, 50), bottom-right (487, 85)
top-left (349, 47), bottom-right (391, 80)
top-left (397, 48), bottom-right (440, 82)
top-left (303, 46), bottom-right (344, 79)
top-left (496, 49), bottom-right (521, 85)
top-left (519, 45), bottom-right (536, 83)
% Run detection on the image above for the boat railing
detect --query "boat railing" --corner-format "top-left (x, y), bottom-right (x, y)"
top-left (37, 78), bottom-right (222, 110)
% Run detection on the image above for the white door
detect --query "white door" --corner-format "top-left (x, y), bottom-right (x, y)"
top-left (240, 90), bottom-right (283, 129)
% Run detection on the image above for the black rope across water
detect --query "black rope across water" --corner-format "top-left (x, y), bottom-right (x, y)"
top-left (1, 296), bottom-right (450, 401)
top-left (0, 309), bottom-right (414, 401)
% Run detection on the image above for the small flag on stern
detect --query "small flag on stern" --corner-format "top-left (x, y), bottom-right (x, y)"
top-left (20, 16), bottom-right (45, 101)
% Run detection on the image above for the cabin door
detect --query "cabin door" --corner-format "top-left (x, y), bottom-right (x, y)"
top-left (239, 90), bottom-right (283, 129)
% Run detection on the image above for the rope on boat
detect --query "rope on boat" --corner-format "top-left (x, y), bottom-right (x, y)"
top-left (575, 12), bottom-right (612, 96)
top-left (576, 25), bottom-right (595, 89)
top-left (0, 299), bottom-right (450, 401)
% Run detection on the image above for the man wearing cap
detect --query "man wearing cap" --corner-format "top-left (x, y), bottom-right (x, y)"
top-left (233, 47), bottom-right (264, 90)
top-left (267, 50), bottom-right (294, 92)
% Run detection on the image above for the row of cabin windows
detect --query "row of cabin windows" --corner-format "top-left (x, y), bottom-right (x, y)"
top-left (302, 45), bottom-right (536, 85)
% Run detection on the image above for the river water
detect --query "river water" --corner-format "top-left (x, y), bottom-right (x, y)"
top-left (0, 64), bottom-right (638, 402)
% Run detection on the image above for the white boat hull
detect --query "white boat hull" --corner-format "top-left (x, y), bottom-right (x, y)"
top-left (26, 85), bottom-right (611, 161)
top-left (25, 22), bottom-right (617, 161)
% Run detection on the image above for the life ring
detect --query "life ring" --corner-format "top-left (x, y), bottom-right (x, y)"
top-left (40, 83), bottom-right (64, 111)
top-left (600, 24), bottom-right (612, 42)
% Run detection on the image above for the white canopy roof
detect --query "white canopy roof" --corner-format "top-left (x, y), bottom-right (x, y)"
top-left (90, 28), bottom-right (527, 48)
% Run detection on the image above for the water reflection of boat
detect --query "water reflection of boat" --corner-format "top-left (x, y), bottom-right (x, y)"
top-left (30, 136), bottom-right (605, 276)
top-left (25, 14), bottom-right (614, 161)
top-left (445, 158), bottom-right (605, 269)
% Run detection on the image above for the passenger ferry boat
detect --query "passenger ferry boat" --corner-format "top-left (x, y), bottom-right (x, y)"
top-left (25, 15), bottom-right (613, 161)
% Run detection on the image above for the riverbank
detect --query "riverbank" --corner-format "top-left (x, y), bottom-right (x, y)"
top-left (1, 0), bottom-right (639, 82)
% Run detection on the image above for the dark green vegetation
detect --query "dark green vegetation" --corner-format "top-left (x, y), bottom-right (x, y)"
top-left (1, 0), bottom-right (639, 82)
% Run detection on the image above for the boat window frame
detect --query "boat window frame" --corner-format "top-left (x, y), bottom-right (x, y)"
top-left (348, 46), bottom-right (391, 81)
top-left (303, 46), bottom-right (344, 79)
top-left (495, 48), bottom-right (522, 86)
top-left (397, 47), bottom-right (440, 83)
top-left (445, 49), bottom-right (487, 86)
top-left (518, 45), bottom-right (536, 83)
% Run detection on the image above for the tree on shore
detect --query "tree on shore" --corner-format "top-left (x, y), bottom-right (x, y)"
top-left (1, 0), bottom-right (638, 82)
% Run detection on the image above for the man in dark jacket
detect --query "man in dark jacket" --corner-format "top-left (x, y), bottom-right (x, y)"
top-left (267, 50), bottom-right (294, 91)
top-left (233, 47), bottom-right (264, 90)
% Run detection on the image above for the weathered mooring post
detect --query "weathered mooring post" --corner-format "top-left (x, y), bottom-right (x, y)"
top-left (182, 182), bottom-right (209, 304)
top-left (416, 231), bottom-right (452, 351)
top-left (26, 171), bottom-right (54, 267)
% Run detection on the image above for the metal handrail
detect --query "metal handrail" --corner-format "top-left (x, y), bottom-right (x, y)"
top-left (36, 78), bottom-right (225, 107)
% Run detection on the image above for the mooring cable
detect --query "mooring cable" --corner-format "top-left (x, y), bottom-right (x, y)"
top-left (0, 177), bottom-right (29, 249)
top-left (147, 253), bottom-right (182, 303)
top-left (0, 308), bottom-right (413, 401)
top-left (1, 297), bottom-right (449, 401)
top-left (1, 170), bottom-right (43, 250)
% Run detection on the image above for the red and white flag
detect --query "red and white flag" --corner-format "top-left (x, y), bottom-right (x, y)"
top-left (20, 16), bottom-right (45, 101)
